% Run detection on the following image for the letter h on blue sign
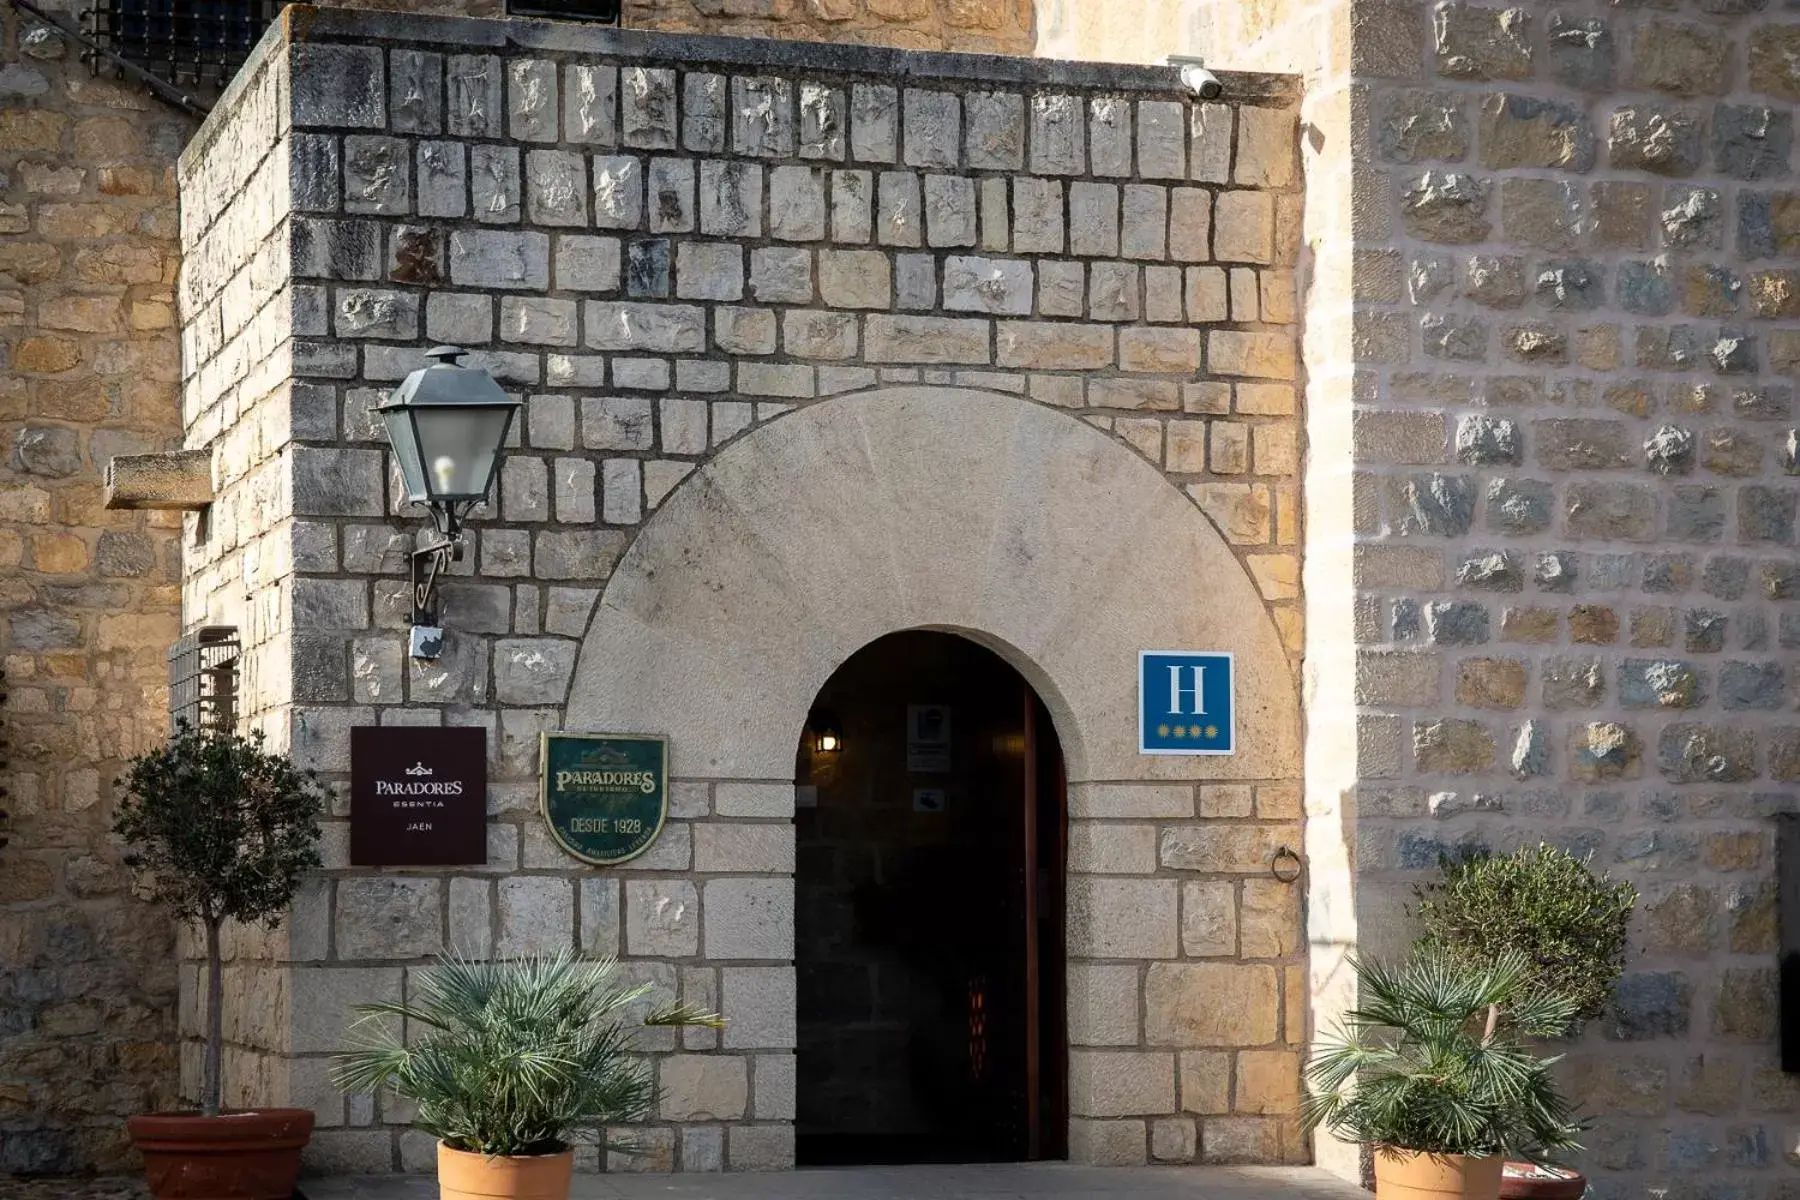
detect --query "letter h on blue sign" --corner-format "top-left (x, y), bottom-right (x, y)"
top-left (1139, 651), bottom-right (1235, 755)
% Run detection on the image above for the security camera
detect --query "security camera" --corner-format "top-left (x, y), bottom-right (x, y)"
top-left (1169, 57), bottom-right (1223, 100)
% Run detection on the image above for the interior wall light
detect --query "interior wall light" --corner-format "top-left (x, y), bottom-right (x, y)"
top-left (811, 710), bottom-right (843, 754)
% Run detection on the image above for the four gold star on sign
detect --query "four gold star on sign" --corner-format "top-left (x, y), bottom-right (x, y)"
top-left (1156, 724), bottom-right (1221, 741)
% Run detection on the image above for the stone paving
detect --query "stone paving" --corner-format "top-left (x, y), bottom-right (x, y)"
top-left (298, 1164), bottom-right (1364, 1200)
top-left (0, 1178), bottom-right (149, 1200)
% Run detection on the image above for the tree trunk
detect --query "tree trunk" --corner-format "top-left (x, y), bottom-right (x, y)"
top-left (204, 917), bottom-right (224, 1118)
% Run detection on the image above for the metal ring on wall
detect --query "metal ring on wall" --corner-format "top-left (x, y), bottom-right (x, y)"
top-left (1271, 845), bottom-right (1303, 884)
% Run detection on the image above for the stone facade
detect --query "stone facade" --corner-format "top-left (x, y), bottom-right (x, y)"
top-left (168, 10), bottom-right (1305, 1173)
top-left (8, 0), bottom-right (1798, 1190)
top-left (1349, 6), bottom-right (1800, 1195)
top-left (0, 3), bottom-right (187, 1174)
top-left (1089, 0), bottom-right (1800, 1192)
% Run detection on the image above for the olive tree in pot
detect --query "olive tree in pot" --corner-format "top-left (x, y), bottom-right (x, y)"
top-left (114, 722), bottom-right (327, 1199)
top-left (1303, 950), bottom-right (1585, 1200)
top-left (1415, 844), bottom-right (1637, 1199)
top-left (334, 952), bottom-right (722, 1200)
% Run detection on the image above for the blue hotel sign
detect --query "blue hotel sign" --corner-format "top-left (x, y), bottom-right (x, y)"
top-left (1139, 651), bottom-right (1235, 755)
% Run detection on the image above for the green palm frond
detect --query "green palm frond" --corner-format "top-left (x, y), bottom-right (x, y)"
top-left (332, 951), bottom-right (719, 1157)
top-left (1302, 948), bottom-right (1584, 1161)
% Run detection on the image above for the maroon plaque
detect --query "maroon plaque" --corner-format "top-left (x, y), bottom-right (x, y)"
top-left (351, 726), bottom-right (487, 866)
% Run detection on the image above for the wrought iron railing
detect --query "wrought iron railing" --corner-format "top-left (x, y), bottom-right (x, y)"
top-left (85, 0), bottom-right (279, 90)
top-left (168, 626), bottom-right (240, 736)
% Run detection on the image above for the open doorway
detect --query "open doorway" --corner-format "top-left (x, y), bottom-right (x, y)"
top-left (794, 630), bottom-right (1067, 1167)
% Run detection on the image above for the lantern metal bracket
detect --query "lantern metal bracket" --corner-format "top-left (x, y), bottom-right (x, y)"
top-left (409, 535), bottom-right (461, 660)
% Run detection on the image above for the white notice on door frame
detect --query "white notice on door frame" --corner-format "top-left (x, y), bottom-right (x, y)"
top-left (906, 703), bottom-right (951, 772)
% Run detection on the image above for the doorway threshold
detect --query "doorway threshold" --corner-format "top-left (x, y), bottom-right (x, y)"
top-left (298, 1162), bottom-right (1365, 1200)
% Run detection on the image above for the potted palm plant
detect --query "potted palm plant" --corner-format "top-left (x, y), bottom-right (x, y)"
top-left (1303, 950), bottom-right (1584, 1200)
top-left (335, 952), bottom-right (722, 1200)
top-left (114, 722), bottom-right (327, 1199)
top-left (1415, 844), bottom-right (1637, 1199)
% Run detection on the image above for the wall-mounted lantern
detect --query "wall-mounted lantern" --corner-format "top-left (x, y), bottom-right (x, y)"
top-left (377, 346), bottom-right (520, 660)
top-left (810, 709), bottom-right (843, 755)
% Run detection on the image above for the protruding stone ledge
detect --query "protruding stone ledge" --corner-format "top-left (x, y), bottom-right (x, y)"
top-left (104, 450), bottom-right (214, 510)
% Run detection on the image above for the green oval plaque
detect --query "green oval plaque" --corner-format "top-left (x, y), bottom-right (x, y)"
top-left (540, 732), bottom-right (668, 866)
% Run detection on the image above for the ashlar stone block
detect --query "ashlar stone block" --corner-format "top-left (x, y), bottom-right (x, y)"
top-left (626, 879), bottom-right (699, 957)
top-left (682, 73), bottom-right (725, 153)
top-left (1089, 97), bottom-right (1132, 178)
top-left (449, 230), bottom-right (549, 290)
top-left (733, 76), bottom-right (795, 158)
top-left (903, 89), bottom-right (960, 170)
top-left (622, 66), bottom-right (678, 149)
top-left (564, 64), bottom-right (617, 147)
top-left (925, 175), bottom-right (977, 247)
top-left (700, 161), bottom-right (763, 238)
top-left (1138, 101), bottom-right (1186, 180)
top-left (1069, 963), bottom-right (1141, 1046)
top-left (1031, 94), bottom-right (1084, 175)
top-left (660, 1055), bottom-right (747, 1122)
top-left (1012, 177), bottom-right (1063, 253)
top-left (817, 250), bottom-right (891, 310)
top-left (942, 256), bottom-right (1032, 316)
top-left (335, 878), bottom-right (442, 960)
top-left (526, 150), bottom-right (586, 227)
top-left (769, 166), bottom-right (827, 242)
top-left (1144, 963), bottom-right (1278, 1047)
top-left (799, 83), bottom-right (846, 161)
top-left (497, 876), bottom-right (573, 957)
top-left (554, 235), bottom-right (620, 293)
top-left (721, 966), bottom-right (796, 1049)
top-left (647, 158), bottom-right (695, 234)
top-left (877, 171), bottom-right (922, 247)
top-left (592, 155), bottom-right (644, 230)
top-left (507, 59), bottom-right (558, 143)
top-left (584, 302), bottom-right (704, 353)
top-left (1068, 877), bottom-right (1177, 958)
top-left (416, 143), bottom-right (467, 220)
top-left (293, 44), bottom-right (385, 129)
top-left (850, 83), bottom-right (898, 163)
top-left (447, 54), bottom-right (502, 139)
top-left (470, 144), bottom-right (520, 223)
top-left (966, 91), bottom-right (1024, 171)
top-left (1070, 1051), bottom-right (1176, 1117)
top-left (703, 878), bottom-right (793, 960)
top-left (343, 137), bottom-right (409, 215)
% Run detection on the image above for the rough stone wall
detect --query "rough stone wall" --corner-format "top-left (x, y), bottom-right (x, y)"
top-left (1346, 2), bottom-right (1800, 1193)
top-left (1048, 0), bottom-right (1800, 1191)
top-left (623, 0), bottom-right (1032, 56)
top-left (174, 10), bottom-right (1305, 1172)
top-left (173, 37), bottom-right (317, 1117)
top-left (0, 5), bottom-right (189, 1174)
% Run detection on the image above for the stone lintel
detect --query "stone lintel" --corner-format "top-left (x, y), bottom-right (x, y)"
top-left (105, 450), bottom-right (215, 510)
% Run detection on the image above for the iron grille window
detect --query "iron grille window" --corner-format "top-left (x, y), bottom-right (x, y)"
top-left (168, 626), bottom-right (240, 736)
top-left (84, 0), bottom-right (281, 91)
top-left (505, 0), bottom-right (619, 22)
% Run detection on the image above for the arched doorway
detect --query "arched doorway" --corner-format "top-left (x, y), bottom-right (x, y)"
top-left (794, 630), bottom-right (1067, 1166)
top-left (563, 388), bottom-right (1305, 1166)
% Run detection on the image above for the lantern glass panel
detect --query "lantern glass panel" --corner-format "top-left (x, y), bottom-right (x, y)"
top-left (412, 406), bottom-right (514, 501)
top-left (381, 405), bottom-right (430, 503)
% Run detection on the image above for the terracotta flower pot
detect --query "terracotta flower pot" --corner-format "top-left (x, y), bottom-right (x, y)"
top-left (1499, 1161), bottom-right (1586, 1200)
top-left (1373, 1147), bottom-right (1505, 1200)
top-left (126, 1109), bottom-right (314, 1200)
top-left (438, 1142), bottom-right (574, 1200)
